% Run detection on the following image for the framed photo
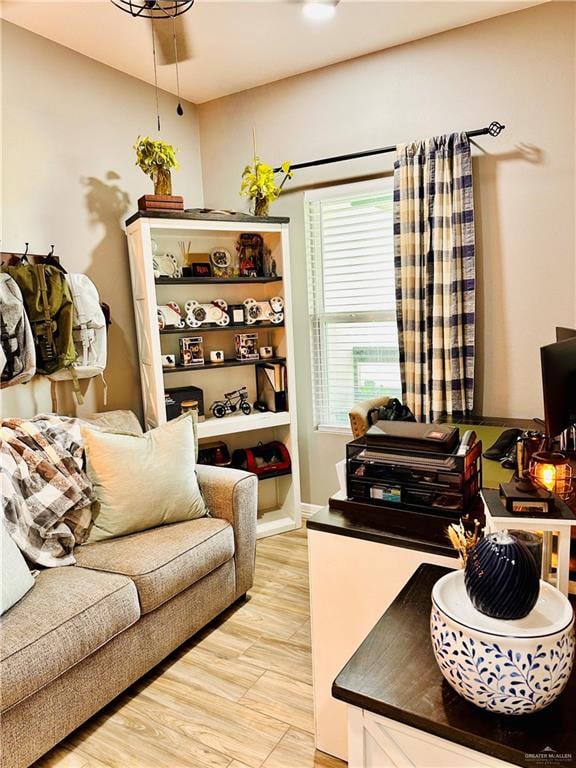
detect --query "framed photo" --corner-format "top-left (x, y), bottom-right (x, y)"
top-left (227, 305), bottom-right (246, 325)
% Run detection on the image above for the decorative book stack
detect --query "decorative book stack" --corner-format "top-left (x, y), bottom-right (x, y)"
top-left (138, 195), bottom-right (184, 212)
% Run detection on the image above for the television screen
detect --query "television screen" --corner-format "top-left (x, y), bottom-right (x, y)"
top-left (556, 326), bottom-right (576, 342)
top-left (541, 337), bottom-right (576, 439)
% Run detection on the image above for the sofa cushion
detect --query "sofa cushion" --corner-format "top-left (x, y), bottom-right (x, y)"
top-left (83, 414), bottom-right (206, 544)
top-left (0, 566), bottom-right (139, 713)
top-left (74, 517), bottom-right (235, 614)
top-left (1, 522), bottom-right (35, 616)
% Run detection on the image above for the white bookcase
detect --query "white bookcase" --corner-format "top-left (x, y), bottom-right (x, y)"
top-left (125, 211), bottom-right (301, 538)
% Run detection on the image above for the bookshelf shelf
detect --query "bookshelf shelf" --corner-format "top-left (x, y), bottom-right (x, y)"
top-left (159, 322), bottom-right (284, 335)
top-left (155, 276), bottom-right (283, 285)
top-left (163, 356), bottom-right (286, 373)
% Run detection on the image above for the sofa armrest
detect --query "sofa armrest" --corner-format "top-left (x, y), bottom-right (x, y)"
top-left (196, 465), bottom-right (257, 598)
top-left (349, 396), bottom-right (391, 438)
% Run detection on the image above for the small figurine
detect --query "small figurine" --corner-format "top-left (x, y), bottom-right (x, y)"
top-left (210, 387), bottom-right (252, 418)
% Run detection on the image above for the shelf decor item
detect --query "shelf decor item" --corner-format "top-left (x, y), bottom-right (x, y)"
top-left (179, 336), bottom-right (204, 366)
top-left (431, 569), bottom-right (575, 715)
top-left (239, 132), bottom-right (292, 217)
top-left (134, 136), bottom-right (179, 198)
top-left (232, 440), bottom-right (291, 478)
top-left (165, 385), bottom-right (205, 421)
top-left (157, 302), bottom-right (186, 330)
top-left (235, 333), bottom-right (259, 361)
top-left (198, 440), bottom-right (231, 467)
top-left (465, 531), bottom-right (540, 620)
top-left (184, 299), bottom-right (229, 328)
top-left (243, 297), bottom-right (284, 324)
top-left (210, 387), bottom-right (252, 418)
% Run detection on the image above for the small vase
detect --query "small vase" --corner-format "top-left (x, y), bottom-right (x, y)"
top-left (465, 531), bottom-right (540, 620)
top-left (152, 168), bottom-right (172, 196)
top-left (253, 196), bottom-right (269, 217)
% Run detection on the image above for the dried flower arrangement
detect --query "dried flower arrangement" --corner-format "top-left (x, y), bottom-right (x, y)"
top-left (446, 518), bottom-right (482, 567)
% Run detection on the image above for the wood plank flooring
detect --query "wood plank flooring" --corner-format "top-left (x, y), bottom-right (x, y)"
top-left (34, 526), bottom-right (346, 768)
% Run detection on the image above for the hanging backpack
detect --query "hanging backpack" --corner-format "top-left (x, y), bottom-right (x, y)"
top-left (2, 263), bottom-right (76, 376)
top-left (48, 273), bottom-right (108, 404)
top-left (0, 273), bottom-right (36, 387)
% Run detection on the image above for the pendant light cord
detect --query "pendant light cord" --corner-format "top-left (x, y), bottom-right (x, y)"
top-left (151, 18), bottom-right (161, 133)
top-left (173, 15), bottom-right (184, 116)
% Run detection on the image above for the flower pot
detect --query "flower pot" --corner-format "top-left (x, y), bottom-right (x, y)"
top-left (253, 196), bottom-right (269, 217)
top-left (430, 570), bottom-right (574, 715)
top-left (152, 168), bottom-right (172, 196)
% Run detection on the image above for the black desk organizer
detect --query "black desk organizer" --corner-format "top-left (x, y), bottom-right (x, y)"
top-left (346, 436), bottom-right (482, 517)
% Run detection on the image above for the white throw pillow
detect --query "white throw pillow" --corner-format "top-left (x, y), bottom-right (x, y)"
top-left (83, 415), bottom-right (207, 543)
top-left (1, 523), bottom-right (35, 615)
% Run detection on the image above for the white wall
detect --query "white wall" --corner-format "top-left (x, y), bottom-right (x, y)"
top-left (0, 20), bottom-right (204, 419)
top-left (197, 2), bottom-right (576, 504)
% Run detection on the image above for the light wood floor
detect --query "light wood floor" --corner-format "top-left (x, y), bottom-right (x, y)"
top-left (34, 526), bottom-right (347, 768)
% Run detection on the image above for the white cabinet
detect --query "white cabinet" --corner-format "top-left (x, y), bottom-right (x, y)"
top-left (307, 523), bottom-right (454, 761)
top-left (125, 212), bottom-right (301, 538)
top-left (347, 709), bottom-right (514, 768)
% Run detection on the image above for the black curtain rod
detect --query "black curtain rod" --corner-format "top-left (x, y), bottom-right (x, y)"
top-left (274, 120), bottom-right (505, 173)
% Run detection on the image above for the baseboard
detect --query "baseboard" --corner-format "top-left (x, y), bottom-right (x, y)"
top-left (301, 503), bottom-right (323, 520)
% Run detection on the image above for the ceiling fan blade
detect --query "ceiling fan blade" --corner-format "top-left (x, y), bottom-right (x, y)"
top-left (153, 17), bottom-right (193, 64)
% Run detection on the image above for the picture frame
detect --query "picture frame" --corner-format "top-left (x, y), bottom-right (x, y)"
top-left (227, 305), bottom-right (246, 326)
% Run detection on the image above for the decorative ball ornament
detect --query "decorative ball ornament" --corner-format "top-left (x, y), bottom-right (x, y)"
top-left (464, 531), bottom-right (540, 620)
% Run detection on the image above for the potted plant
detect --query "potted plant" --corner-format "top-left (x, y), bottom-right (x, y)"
top-left (240, 157), bottom-right (292, 217)
top-left (134, 136), bottom-right (179, 196)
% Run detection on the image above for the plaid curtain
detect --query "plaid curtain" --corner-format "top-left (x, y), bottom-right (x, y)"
top-left (394, 132), bottom-right (475, 423)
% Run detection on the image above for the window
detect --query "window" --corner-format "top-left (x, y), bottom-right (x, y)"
top-left (305, 179), bottom-right (401, 429)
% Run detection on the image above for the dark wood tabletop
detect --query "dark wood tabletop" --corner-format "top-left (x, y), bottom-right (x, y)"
top-left (332, 564), bottom-right (576, 768)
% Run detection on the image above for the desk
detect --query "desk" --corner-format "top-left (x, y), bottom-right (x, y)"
top-left (333, 564), bottom-right (576, 768)
top-left (482, 488), bottom-right (576, 595)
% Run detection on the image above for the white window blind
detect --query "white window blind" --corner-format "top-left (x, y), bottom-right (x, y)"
top-left (305, 179), bottom-right (402, 429)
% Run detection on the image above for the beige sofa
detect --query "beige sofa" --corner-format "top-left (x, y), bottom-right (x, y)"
top-left (0, 463), bottom-right (258, 768)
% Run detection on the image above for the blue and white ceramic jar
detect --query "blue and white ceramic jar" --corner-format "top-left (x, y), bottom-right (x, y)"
top-left (431, 570), bottom-right (574, 715)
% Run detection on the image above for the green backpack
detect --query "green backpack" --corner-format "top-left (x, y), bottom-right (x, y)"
top-left (1, 263), bottom-right (76, 375)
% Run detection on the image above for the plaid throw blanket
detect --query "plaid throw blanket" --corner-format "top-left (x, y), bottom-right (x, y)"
top-left (0, 415), bottom-right (94, 567)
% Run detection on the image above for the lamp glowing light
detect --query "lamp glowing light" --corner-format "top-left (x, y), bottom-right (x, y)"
top-left (302, 2), bottom-right (337, 22)
top-left (530, 451), bottom-right (573, 500)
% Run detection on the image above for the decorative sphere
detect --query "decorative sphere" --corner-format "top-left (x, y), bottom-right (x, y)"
top-left (465, 531), bottom-right (540, 620)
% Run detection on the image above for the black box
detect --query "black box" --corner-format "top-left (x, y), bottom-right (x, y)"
top-left (165, 386), bottom-right (205, 421)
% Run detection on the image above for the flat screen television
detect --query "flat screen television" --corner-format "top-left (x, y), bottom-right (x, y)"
top-left (540, 337), bottom-right (576, 439)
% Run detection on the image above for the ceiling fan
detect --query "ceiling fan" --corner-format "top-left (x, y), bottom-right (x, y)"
top-left (111, 0), bottom-right (195, 124)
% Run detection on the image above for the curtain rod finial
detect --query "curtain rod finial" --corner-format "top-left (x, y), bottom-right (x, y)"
top-left (488, 121), bottom-right (505, 137)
